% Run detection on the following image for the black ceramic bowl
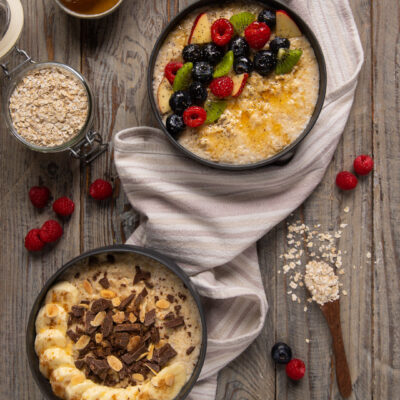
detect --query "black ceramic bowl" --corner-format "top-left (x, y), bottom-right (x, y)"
top-left (26, 245), bottom-right (207, 400)
top-left (148, 0), bottom-right (327, 170)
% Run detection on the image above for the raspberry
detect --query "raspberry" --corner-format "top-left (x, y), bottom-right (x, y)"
top-left (245, 21), bottom-right (271, 49)
top-left (53, 196), bottom-right (75, 216)
top-left (39, 220), bottom-right (63, 243)
top-left (286, 358), bottom-right (306, 380)
top-left (25, 229), bottom-right (45, 252)
top-left (29, 186), bottom-right (50, 209)
top-left (89, 179), bottom-right (113, 200)
top-left (183, 106), bottom-right (207, 128)
top-left (353, 154), bottom-right (374, 175)
top-left (210, 77), bottom-right (234, 98)
top-left (211, 19), bottom-right (234, 46)
top-left (336, 171), bottom-right (358, 190)
top-left (164, 62), bottom-right (183, 85)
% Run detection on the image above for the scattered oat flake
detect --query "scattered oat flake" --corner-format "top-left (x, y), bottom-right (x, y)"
top-left (305, 338), bottom-right (310, 343)
top-left (291, 294), bottom-right (297, 302)
top-left (366, 252), bottom-right (371, 259)
top-left (303, 306), bottom-right (308, 312)
top-left (342, 290), bottom-right (348, 296)
top-left (344, 207), bottom-right (350, 213)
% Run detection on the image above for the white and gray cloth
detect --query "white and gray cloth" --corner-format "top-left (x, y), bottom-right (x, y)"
top-left (113, 0), bottom-right (363, 398)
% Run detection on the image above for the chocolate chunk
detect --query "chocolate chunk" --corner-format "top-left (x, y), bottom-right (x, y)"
top-left (167, 294), bottom-right (175, 303)
top-left (113, 332), bottom-right (130, 349)
top-left (133, 266), bottom-right (151, 284)
top-left (121, 352), bottom-right (136, 365)
top-left (121, 342), bottom-right (146, 365)
top-left (134, 287), bottom-right (148, 308)
top-left (75, 359), bottom-right (86, 369)
top-left (144, 309), bottom-right (156, 327)
top-left (85, 311), bottom-right (97, 334)
top-left (81, 300), bottom-right (90, 305)
top-left (186, 346), bottom-right (195, 355)
top-left (87, 357), bottom-right (109, 380)
top-left (71, 305), bottom-right (85, 318)
top-left (118, 293), bottom-right (135, 311)
top-left (145, 281), bottom-right (154, 289)
top-left (152, 344), bottom-right (177, 366)
top-left (164, 312), bottom-right (175, 320)
top-left (101, 311), bottom-right (114, 338)
top-left (150, 326), bottom-right (160, 344)
top-left (145, 362), bottom-right (161, 373)
top-left (114, 323), bottom-right (142, 333)
top-left (99, 276), bottom-right (110, 289)
top-left (91, 298), bottom-right (112, 313)
top-left (164, 317), bottom-right (184, 329)
top-left (66, 329), bottom-right (80, 343)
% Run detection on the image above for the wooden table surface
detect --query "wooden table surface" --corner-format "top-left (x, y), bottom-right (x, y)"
top-left (1, 0), bottom-right (399, 399)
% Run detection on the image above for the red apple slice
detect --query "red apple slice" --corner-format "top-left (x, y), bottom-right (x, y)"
top-left (231, 73), bottom-right (249, 97)
top-left (276, 10), bottom-right (302, 38)
top-left (157, 77), bottom-right (173, 114)
top-left (188, 13), bottom-right (212, 44)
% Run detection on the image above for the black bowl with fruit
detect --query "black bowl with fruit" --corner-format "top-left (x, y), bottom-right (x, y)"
top-left (148, 0), bottom-right (327, 170)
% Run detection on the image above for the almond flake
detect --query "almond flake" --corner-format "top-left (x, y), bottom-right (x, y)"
top-left (95, 333), bottom-right (103, 344)
top-left (107, 355), bottom-right (123, 372)
top-left (100, 289), bottom-right (116, 299)
top-left (83, 280), bottom-right (93, 295)
top-left (112, 311), bottom-right (125, 324)
top-left (75, 335), bottom-right (90, 350)
top-left (156, 299), bottom-right (170, 309)
top-left (112, 297), bottom-right (121, 307)
top-left (90, 311), bottom-right (106, 327)
top-left (132, 373), bottom-right (144, 382)
top-left (127, 335), bottom-right (141, 352)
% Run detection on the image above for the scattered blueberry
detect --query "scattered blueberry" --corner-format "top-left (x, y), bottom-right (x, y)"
top-left (169, 90), bottom-right (192, 115)
top-left (192, 61), bottom-right (214, 85)
top-left (234, 56), bottom-right (253, 74)
top-left (228, 36), bottom-right (250, 58)
top-left (182, 44), bottom-right (203, 63)
top-left (166, 114), bottom-right (185, 137)
top-left (189, 81), bottom-right (208, 105)
top-left (258, 9), bottom-right (276, 29)
top-left (254, 50), bottom-right (277, 76)
top-left (201, 43), bottom-right (224, 65)
top-left (271, 342), bottom-right (292, 364)
top-left (269, 37), bottom-right (290, 54)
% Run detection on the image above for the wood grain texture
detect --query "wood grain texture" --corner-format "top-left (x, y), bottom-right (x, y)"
top-left (0, 0), bottom-right (399, 399)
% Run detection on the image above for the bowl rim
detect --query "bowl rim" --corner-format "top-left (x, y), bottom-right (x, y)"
top-left (53, 0), bottom-right (124, 19)
top-left (147, 0), bottom-right (327, 171)
top-left (26, 244), bottom-right (208, 400)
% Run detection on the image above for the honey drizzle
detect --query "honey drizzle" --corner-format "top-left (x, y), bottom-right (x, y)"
top-left (60, 0), bottom-right (120, 15)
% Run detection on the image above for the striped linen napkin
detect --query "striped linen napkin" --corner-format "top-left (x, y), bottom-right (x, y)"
top-left (113, 0), bottom-right (363, 398)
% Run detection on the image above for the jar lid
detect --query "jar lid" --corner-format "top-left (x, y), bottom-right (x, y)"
top-left (0, 0), bottom-right (24, 60)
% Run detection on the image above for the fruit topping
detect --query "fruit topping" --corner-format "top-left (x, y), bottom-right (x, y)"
top-left (188, 13), bottom-right (212, 44)
top-left (201, 42), bottom-right (224, 65)
top-left (169, 90), bottom-right (193, 115)
top-left (192, 61), bottom-right (214, 84)
top-left (182, 44), bottom-right (203, 63)
top-left (258, 9), bottom-right (276, 29)
top-left (244, 21), bottom-right (271, 49)
top-left (204, 100), bottom-right (228, 123)
top-left (211, 18), bottom-right (234, 47)
top-left (271, 342), bottom-right (292, 364)
top-left (275, 48), bottom-right (302, 75)
top-left (269, 37), bottom-right (290, 54)
top-left (157, 77), bottom-right (174, 114)
top-left (39, 220), bottom-right (63, 243)
top-left (29, 186), bottom-right (50, 209)
top-left (276, 10), bottom-right (301, 38)
top-left (254, 50), bottom-right (277, 76)
top-left (228, 36), bottom-right (250, 58)
top-left (164, 62), bottom-right (183, 85)
top-left (189, 81), bottom-right (208, 104)
top-left (213, 50), bottom-right (234, 78)
top-left (234, 56), bottom-right (253, 74)
top-left (231, 73), bottom-right (248, 97)
top-left (210, 76), bottom-right (234, 98)
top-left (353, 155), bottom-right (374, 175)
top-left (336, 171), bottom-right (358, 190)
top-left (183, 106), bottom-right (207, 128)
top-left (229, 12), bottom-right (256, 34)
top-left (53, 196), bottom-right (75, 217)
top-left (286, 359), bottom-right (306, 380)
top-left (166, 114), bottom-right (185, 137)
top-left (172, 62), bottom-right (193, 91)
top-left (25, 229), bottom-right (45, 252)
top-left (89, 179), bottom-right (113, 200)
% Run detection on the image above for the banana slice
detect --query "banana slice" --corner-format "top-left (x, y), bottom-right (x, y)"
top-left (64, 379), bottom-right (96, 400)
top-left (81, 386), bottom-right (110, 400)
top-left (39, 347), bottom-right (74, 378)
top-left (35, 329), bottom-right (67, 355)
top-left (45, 281), bottom-right (80, 311)
top-left (50, 367), bottom-right (85, 399)
top-left (36, 303), bottom-right (68, 334)
top-left (102, 387), bottom-right (140, 400)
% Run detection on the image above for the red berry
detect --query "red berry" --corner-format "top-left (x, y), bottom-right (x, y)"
top-left (286, 358), bottom-right (306, 380)
top-left (245, 21), bottom-right (271, 49)
top-left (353, 154), bottom-right (374, 175)
top-left (183, 106), bottom-right (207, 128)
top-left (210, 76), bottom-right (234, 98)
top-left (29, 186), bottom-right (50, 209)
top-left (211, 18), bottom-right (234, 46)
top-left (53, 196), bottom-right (75, 216)
top-left (164, 62), bottom-right (183, 85)
top-left (39, 220), bottom-right (63, 243)
top-left (89, 179), bottom-right (113, 200)
top-left (336, 171), bottom-right (358, 190)
top-left (25, 229), bottom-right (45, 252)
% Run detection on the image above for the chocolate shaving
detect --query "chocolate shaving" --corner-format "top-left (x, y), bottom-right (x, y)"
top-left (186, 346), bottom-right (195, 355)
top-left (81, 300), bottom-right (90, 305)
top-left (99, 276), bottom-right (110, 289)
top-left (114, 323), bottom-right (142, 333)
top-left (118, 293), bottom-right (135, 311)
top-left (133, 266), bottom-right (151, 284)
top-left (85, 311), bottom-right (97, 334)
top-left (164, 312), bottom-right (175, 320)
top-left (150, 326), bottom-right (160, 344)
top-left (87, 357), bottom-right (109, 380)
top-left (71, 305), bottom-right (85, 318)
top-left (134, 287), bottom-right (148, 308)
top-left (91, 298), bottom-right (112, 313)
top-left (152, 344), bottom-right (177, 367)
top-left (144, 309), bottom-right (156, 327)
top-left (101, 311), bottom-right (114, 338)
top-left (145, 362), bottom-right (161, 373)
top-left (174, 305), bottom-right (182, 315)
top-left (113, 332), bottom-right (130, 349)
top-left (167, 294), bottom-right (175, 303)
top-left (164, 317), bottom-right (184, 329)
top-left (66, 329), bottom-right (80, 343)
top-left (121, 343), bottom-right (146, 365)
top-left (75, 359), bottom-right (86, 369)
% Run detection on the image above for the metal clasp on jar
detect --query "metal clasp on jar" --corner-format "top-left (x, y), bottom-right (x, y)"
top-left (69, 130), bottom-right (108, 165)
top-left (0, 46), bottom-right (32, 78)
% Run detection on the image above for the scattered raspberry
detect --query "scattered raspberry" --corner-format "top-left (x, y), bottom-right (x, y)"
top-left (53, 196), bottom-right (75, 216)
top-left (245, 21), bottom-right (271, 49)
top-left (89, 179), bottom-right (113, 200)
top-left (353, 154), bottom-right (374, 175)
top-left (39, 220), bottom-right (63, 243)
top-left (164, 62), bottom-right (183, 85)
top-left (286, 358), bottom-right (306, 380)
top-left (183, 106), bottom-right (207, 128)
top-left (210, 76), bottom-right (234, 98)
top-left (211, 19), bottom-right (234, 46)
top-left (25, 229), bottom-right (45, 252)
top-left (336, 171), bottom-right (358, 190)
top-left (29, 186), bottom-right (50, 209)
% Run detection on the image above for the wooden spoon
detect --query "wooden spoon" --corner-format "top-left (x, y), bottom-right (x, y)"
top-left (320, 299), bottom-right (352, 398)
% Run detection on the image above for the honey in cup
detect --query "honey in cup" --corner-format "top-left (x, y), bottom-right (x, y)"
top-left (60, 0), bottom-right (120, 15)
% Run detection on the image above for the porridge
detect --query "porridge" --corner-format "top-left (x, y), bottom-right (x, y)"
top-left (35, 253), bottom-right (202, 400)
top-left (153, 1), bottom-right (320, 165)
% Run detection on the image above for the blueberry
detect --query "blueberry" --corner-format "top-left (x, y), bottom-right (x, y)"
top-left (270, 37), bottom-right (290, 54)
top-left (201, 43), bottom-right (224, 65)
top-left (192, 61), bottom-right (214, 85)
top-left (166, 114), bottom-right (185, 137)
top-left (182, 44), bottom-right (203, 63)
top-left (228, 36), bottom-right (250, 58)
top-left (169, 90), bottom-right (192, 115)
top-left (189, 81), bottom-right (208, 105)
top-left (258, 9), bottom-right (276, 29)
top-left (271, 342), bottom-right (292, 364)
top-left (234, 56), bottom-right (253, 74)
top-left (254, 50), bottom-right (277, 76)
